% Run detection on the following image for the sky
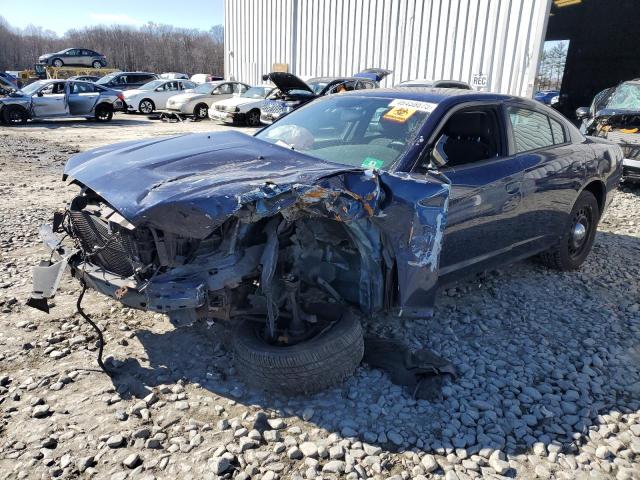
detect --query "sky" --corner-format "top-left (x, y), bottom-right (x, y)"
top-left (0, 0), bottom-right (224, 35)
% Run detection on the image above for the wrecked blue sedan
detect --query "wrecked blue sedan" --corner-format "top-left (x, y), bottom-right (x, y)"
top-left (31, 89), bottom-right (622, 394)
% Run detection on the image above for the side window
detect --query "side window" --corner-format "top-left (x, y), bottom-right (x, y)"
top-left (233, 83), bottom-right (247, 94)
top-left (549, 117), bottom-right (566, 144)
top-left (355, 81), bottom-right (374, 90)
top-left (507, 106), bottom-right (558, 153)
top-left (433, 107), bottom-right (503, 168)
top-left (81, 50), bottom-right (92, 56)
top-left (182, 81), bottom-right (196, 90)
top-left (70, 82), bottom-right (97, 94)
top-left (166, 81), bottom-right (179, 91)
top-left (117, 75), bottom-right (127, 85)
top-left (214, 83), bottom-right (232, 94)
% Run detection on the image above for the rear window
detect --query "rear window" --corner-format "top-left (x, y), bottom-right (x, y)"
top-left (508, 107), bottom-right (566, 153)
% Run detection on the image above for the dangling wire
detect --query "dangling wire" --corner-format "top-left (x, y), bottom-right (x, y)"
top-left (76, 280), bottom-right (110, 375)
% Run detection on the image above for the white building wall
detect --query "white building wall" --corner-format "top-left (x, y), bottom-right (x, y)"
top-left (225, 0), bottom-right (551, 97)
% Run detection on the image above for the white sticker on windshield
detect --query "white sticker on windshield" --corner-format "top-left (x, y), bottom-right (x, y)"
top-left (388, 99), bottom-right (438, 113)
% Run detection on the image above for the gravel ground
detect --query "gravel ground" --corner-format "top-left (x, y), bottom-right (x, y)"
top-left (0, 116), bottom-right (639, 480)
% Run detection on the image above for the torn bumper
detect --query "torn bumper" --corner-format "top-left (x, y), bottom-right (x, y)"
top-left (35, 224), bottom-right (206, 314)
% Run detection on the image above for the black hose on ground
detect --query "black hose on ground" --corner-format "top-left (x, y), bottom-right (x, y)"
top-left (76, 281), bottom-right (111, 375)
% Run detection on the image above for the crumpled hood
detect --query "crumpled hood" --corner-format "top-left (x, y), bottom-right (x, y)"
top-left (63, 131), bottom-right (363, 238)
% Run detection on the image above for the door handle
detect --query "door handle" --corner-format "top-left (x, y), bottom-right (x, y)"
top-left (505, 181), bottom-right (521, 194)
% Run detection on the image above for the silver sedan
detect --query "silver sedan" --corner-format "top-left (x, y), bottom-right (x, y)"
top-left (0, 80), bottom-right (124, 125)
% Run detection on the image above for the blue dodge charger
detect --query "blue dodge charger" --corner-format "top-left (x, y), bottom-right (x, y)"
top-left (32, 87), bottom-right (623, 394)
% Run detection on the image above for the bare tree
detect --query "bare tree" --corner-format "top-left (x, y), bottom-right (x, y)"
top-left (0, 16), bottom-right (224, 76)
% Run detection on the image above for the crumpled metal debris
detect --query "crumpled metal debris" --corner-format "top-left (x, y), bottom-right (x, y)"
top-left (363, 336), bottom-right (456, 400)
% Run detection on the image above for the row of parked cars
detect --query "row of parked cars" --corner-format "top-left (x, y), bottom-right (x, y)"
top-left (0, 67), bottom-right (476, 125)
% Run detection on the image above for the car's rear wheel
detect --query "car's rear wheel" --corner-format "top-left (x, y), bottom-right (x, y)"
top-left (2, 105), bottom-right (28, 125)
top-left (139, 99), bottom-right (155, 114)
top-left (94, 104), bottom-right (113, 122)
top-left (92, 60), bottom-right (102, 69)
top-left (539, 190), bottom-right (600, 271)
top-left (193, 103), bottom-right (208, 119)
top-left (52, 58), bottom-right (63, 67)
top-left (246, 108), bottom-right (261, 127)
top-left (232, 307), bottom-right (364, 395)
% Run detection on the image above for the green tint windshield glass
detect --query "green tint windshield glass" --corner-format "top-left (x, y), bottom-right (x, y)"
top-left (255, 95), bottom-right (435, 170)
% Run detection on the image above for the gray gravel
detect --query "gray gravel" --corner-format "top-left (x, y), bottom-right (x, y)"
top-left (0, 124), bottom-right (639, 479)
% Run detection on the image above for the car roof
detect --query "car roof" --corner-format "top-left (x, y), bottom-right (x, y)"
top-left (331, 87), bottom-right (541, 108)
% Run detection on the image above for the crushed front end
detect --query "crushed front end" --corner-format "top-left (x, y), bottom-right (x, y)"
top-left (590, 111), bottom-right (640, 182)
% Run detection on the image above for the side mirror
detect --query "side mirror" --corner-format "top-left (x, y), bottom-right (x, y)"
top-left (430, 135), bottom-right (449, 168)
top-left (575, 107), bottom-right (590, 120)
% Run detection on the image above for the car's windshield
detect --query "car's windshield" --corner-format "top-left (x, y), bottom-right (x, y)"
top-left (194, 83), bottom-right (216, 94)
top-left (256, 95), bottom-right (435, 170)
top-left (307, 81), bottom-right (329, 94)
top-left (21, 81), bottom-right (47, 96)
top-left (139, 80), bottom-right (165, 90)
top-left (606, 83), bottom-right (640, 110)
top-left (242, 86), bottom-right (270, 98)
top-left (95, 74), bottom-right (117, 85)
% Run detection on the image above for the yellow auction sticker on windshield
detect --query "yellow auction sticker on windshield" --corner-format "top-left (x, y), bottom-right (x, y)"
top-left (383, 98), bottom-right (438, 123)
top-left (384, 106), bottom-right (417, 123)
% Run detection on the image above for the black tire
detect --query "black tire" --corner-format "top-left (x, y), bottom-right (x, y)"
top-left (2, 105), bottom-right (28, 125)
top-left (539, 190), bottom-right (600, 271)
top-left (52, 58), bottom-right (64, 67)
top-left (193, 103), bottom-right (208, 119)
top-left (92, 60), bottom-right (102, 69)
top-left (94, 104), bottom-right (113, 122)
top-left (246, 108), bottom-right (261, 127)
top-left (233, 309), bottom-right (364, 395)
top-left (138, 99), bottom-right (155, 114)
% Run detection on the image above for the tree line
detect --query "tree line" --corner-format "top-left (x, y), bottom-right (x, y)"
top-left (0, 16), bottom-right (224, 75)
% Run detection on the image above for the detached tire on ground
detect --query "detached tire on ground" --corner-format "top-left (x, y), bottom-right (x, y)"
top-left (233, 309), bottom-right (364, 395)
top-left (539, 190), bottom-right (600, 271)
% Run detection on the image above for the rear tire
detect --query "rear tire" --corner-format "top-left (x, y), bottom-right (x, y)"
top-left (193, 103), bottom-right (208, 119)
top-left (539, 190), bottom-right (600, 271)
top-left (52, 58), bottom-right (63, 67)
top-left (138, 99), bottom-right (155, 114)
top-left (92, 60), bottom-right (102, 69)
top-left (94, 104), bottom-right (113, 122)
top-left (233, 309), bottom-right (364, 395)
top-left (2, 105), bottom-right (28, 125)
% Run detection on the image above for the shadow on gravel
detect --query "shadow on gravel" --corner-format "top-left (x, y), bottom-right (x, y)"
top-left (108, 230), bottom-right (640, 460)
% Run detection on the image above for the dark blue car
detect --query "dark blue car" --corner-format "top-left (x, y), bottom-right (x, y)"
top-left (32, 88), bottom-right (623, 394)
top-left (534, 90), bottom-right (560, 105)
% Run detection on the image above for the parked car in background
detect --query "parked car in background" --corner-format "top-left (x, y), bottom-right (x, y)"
top-left (165, 81), bottom-right (250, 119)
top-left (95, 72), bottom-right (158, 91)
top-left (0, 80), bottom-right (123, 124)
top-left (209, 84), bottom-right (275, 126)
top-left (68, 75), bottom-right (101, 83)
top-left (190, 74), bottom-right (224, 84)
top-left (160, 72), bottom-right (190, 80)
top-left (0, 72), bottom-right (19, 89)
top-left (577, 79), bottom-right (640, 182)
top-left (0, 77), bottom-right (15, 96)
top-left (259, 71), bottom-right (383, 124)
top-left (534, 90), bottom-right (560, 105)
top-left (123, 79), bottom-right (197, 114)
top-left (38, 48), bottom-right (107, 68)
top-left (33, 89), bottom-right (621, 394)
top-left (396, 79), bottom-right (472, 89)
